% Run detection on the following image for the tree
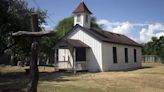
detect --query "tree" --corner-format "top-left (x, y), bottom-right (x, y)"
top-left (54, 16), bottom-right (101, 40)
top-left (158, 36), bottom-right (164, 63)
top-left (91, 17), bottom-right (102, 29)
top-left (54, 16), bottom-right (74, 40)
top-left (0, 0), bottom-right (47, 63)
top-left (142, 36), bottom-right (164, 63)
top-left (143, 36), bottom-right (163, 55)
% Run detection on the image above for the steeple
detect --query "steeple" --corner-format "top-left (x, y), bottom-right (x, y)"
top-left (73, 1), bottom-right (92, 14)
top-left (73, 1), bottom-right (92, 28)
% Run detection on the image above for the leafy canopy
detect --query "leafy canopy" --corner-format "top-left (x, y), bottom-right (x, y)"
top-left (0, 0), bottom-right (47, 60)
top-left (54, 16), bottom-right (101, 40)
top-left (143, 36), bottom-right (164, 58)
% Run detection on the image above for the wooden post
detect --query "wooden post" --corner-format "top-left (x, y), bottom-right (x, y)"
top-left (27, 13), bottom-right (39, 92)
top-left (54, 48), bottom-right (57, 64)
top-left (73, 48), bottom-right (76, 74)
top-left (54, 48), bottom-right (58, 70)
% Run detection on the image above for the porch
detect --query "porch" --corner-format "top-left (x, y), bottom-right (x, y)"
top-left (53, 39), bottom-right (90, 73)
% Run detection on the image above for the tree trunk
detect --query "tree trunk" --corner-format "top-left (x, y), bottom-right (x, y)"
top-left (27, 42), bottom-right (39, 92)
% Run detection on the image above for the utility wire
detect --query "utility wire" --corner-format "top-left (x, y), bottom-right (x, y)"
top-left (33, 0), bottom-right (56, 25)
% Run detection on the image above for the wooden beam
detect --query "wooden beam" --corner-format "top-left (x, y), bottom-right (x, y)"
top-left (12, 31), bottom-right (56, 37)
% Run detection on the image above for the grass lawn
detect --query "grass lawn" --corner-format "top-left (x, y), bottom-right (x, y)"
top-left (0, 63), bottom-right (164, 92)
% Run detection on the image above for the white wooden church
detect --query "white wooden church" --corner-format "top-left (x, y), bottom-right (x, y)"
top-left (54, 1), bottom-right (142, 72)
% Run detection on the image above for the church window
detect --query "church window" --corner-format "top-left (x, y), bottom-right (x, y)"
top-left (86, 15), bottom-right (88, 23)
top-left (77, 14), bottom-right (81, 22)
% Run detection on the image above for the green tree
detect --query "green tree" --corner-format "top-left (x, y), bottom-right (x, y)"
top-left (143, 36), bottom-right (164, 63)
top-left (55, 16), bottom-right (74, 40)
top-left (91, 17), bottom-right (101, 29)
top-left (54, 16), bottom-right (101, 40)
top-left (0, 0), bottom-right (47, 62)
top-left (143, 37), bottom-right (164, 55)
top-left (158, 36), bottom-right (164, 63)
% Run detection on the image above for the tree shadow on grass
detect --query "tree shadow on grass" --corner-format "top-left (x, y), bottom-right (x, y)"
top-left (0, 69), bottom-right (81, 92)
top-left (140, 66), bottom-right (154, 69)
top-left (0, 72), bottom-right (28, 92)
top-left (129, 66), bottom-right (153, 71)
top-left (111, 66), bottom-right (154, 72)
top-left (39, 71), bottom-right (78, 82)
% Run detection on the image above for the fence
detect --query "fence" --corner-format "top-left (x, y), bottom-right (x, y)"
top-left (142, 55), bottom-right (164, 63)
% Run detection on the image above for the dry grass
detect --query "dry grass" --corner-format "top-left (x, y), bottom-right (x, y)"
top-left (0, 66), bottom-right (55, 73)
top-left (0, 63), bottom-right (164, 92)
top-left (38, 63), bottom-right (164, 92)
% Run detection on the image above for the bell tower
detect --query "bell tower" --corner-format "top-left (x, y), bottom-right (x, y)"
top-left (73, 0), bottom-right (92, 28)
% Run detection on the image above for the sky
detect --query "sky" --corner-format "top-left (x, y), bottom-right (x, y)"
top-left (27, 0), bottom-right (164, 43)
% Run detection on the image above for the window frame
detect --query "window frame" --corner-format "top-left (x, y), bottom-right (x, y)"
top-left (85, 15), bottom-right (88, 23)
top-left (134, 49), bottom-right (137, 63)
top-left (75, 47), bottom-right (86, 62)
top-left (113, 47), bottom-right (117, 64)
top-left (125, 48), bottom-right (128, 63)
top-left (76, 14), bottom-right (81, 22)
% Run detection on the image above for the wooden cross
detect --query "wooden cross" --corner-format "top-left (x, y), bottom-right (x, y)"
top-left (12, 13), bottom-right (55, 92)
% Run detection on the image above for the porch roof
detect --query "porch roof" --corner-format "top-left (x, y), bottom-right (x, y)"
top-left (54, 39), bottom-right (89, 48)
top-left (65, 39), bottom-right (89, 48)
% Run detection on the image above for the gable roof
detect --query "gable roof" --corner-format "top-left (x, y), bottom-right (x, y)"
top-left (73, 1), bottom-right (92, 14)
top-left (90, 28), bottom-right (142, 47)
top-left (65, 25), bottom-right (142, 47)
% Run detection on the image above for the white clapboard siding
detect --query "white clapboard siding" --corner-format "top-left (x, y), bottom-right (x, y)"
top-left (67, 28), bottom-right (103, 72)
top-left (58, 49), bottom-right (73, 69)
top-left (102, 42), bottom-right (142, 71)
top-left (58, 27), bottom-right (142, 72)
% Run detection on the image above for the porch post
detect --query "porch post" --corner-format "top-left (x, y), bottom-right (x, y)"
top-left (73, 48), bottom-right (76, 74)
top-left (54, 48), bottom-right (58, 70)
top-left (54, 48), bottom-right (57, 64)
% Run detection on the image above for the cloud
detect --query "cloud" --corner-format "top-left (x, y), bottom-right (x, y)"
top-left (140, 23), bottom-right (164, 43)
top-left (97, 19), bottom-right (133, 35)
top-left (97, 19), bottom-right (150, 27)
top-left (111, 22), bottom-right (133, 35)
top-left (97, 19), bottom-right (164, 43)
